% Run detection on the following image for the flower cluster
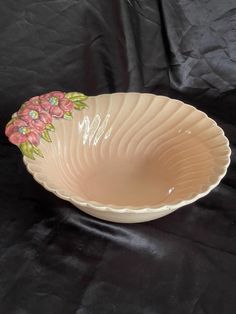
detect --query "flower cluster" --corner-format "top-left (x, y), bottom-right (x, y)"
top-left (5, 91), bottom-right (88, 159)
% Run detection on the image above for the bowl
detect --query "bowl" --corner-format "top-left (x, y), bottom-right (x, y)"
top-left (5, 92), bottom-right (231, 223)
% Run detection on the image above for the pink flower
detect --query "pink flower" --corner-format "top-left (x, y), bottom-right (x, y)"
top-left (17, 101), bottom-right (52, 132)
top-left (39, 91), bottom-right (74, 118)
top-left (5, 119), bottom-right (40, 146)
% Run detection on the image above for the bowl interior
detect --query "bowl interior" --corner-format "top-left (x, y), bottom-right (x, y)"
top-left (26, 93), bottom-right (230, 208)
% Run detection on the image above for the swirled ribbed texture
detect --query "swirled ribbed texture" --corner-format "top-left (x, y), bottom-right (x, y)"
top-left (24, 93), bottom-right (231, 223)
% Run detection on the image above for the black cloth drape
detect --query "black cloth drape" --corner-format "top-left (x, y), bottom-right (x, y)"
top-left (0, 1), bottom-right (236, 313)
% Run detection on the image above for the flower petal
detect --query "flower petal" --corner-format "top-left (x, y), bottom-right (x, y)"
top-left (5, 123), bottom-right (17, 137)
top-left (32, 119), bottom-right (46, 132)
top-left (13, 119), bottom-right (27, 127)
top-left (29, 96), bottom-right (40, 104)
top-left (5, 119), bottom-right (27, 136)
top-left (39, 111), bottom-right (52, 124)
top-left (40, 100), bottom-right (51, 111)
top-left (51, 91), bottom-right (65, 99)
top-left (20, 102), bottom-right (43, 113)
top-left (18, 112), bottom-right (34, 125)
top-left (39, 93), bottom-right (51, 100)
top-left (9, 132), bottom-right (27, 145)
top-left (27, 131), bottom-right (40, 145)
top-left (50, 106), bottom-right (64, 118)
top-left (59, 98), bottom-right (74, 112)
top-left (18, 107), bottom-right (31, 117)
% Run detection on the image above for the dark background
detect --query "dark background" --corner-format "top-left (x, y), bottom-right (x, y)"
top-left (0, 0), bottom-right (236, 313)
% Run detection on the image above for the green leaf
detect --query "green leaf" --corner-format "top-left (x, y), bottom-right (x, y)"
top-left (65, 92), bottom-right (88, 101)
top-left (63, 112), bottom-right (73, 120)
top-left (41, 129), bottom-right (51, 142)
top-left (46, 123), bottom-right (55, 131)
top-left (19, 142), bottom-right (34, 159)
top-left (33, 145), bottom-right (44, 158)
top-left (73, 100), bottom-right (88, 110)
top-left (65, 92), bottom-right (88, 111)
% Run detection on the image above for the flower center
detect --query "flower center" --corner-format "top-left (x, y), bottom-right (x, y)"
top-left (49, 96), bottom-right (58, 106)
top-left (29, 110), bottom-right (39, 119)
top-left (19, 126), bottom-right (29, 135)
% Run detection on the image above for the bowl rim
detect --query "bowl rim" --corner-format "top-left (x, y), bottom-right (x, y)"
top-left (23, 92), bottom-right (231, 214)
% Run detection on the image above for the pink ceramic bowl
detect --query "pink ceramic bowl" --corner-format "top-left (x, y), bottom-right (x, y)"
top-left (6, 92), bottom-right (231, 223)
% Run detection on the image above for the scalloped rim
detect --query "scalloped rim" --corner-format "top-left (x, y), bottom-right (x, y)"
top-left (23, 93), bottom-right (231, 215)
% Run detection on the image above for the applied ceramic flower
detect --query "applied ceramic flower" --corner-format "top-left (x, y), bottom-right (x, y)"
top-left (5, 92), bottom-right (231, 223)
top-left (39, 91), bottom-right (74, 118)
top-left (6, 118), bottom-right (41, 146)
top-left (6, 91), bottom-right (88, 159)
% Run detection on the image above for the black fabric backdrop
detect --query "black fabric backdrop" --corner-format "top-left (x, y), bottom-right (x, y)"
top-left (0, 0), bottom-right (236, 313)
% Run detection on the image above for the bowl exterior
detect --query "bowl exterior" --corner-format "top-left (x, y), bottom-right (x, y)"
top-left (6, 92), bottom-right (231, 223)
top-left (71, 201), bottom-right (177, 223)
